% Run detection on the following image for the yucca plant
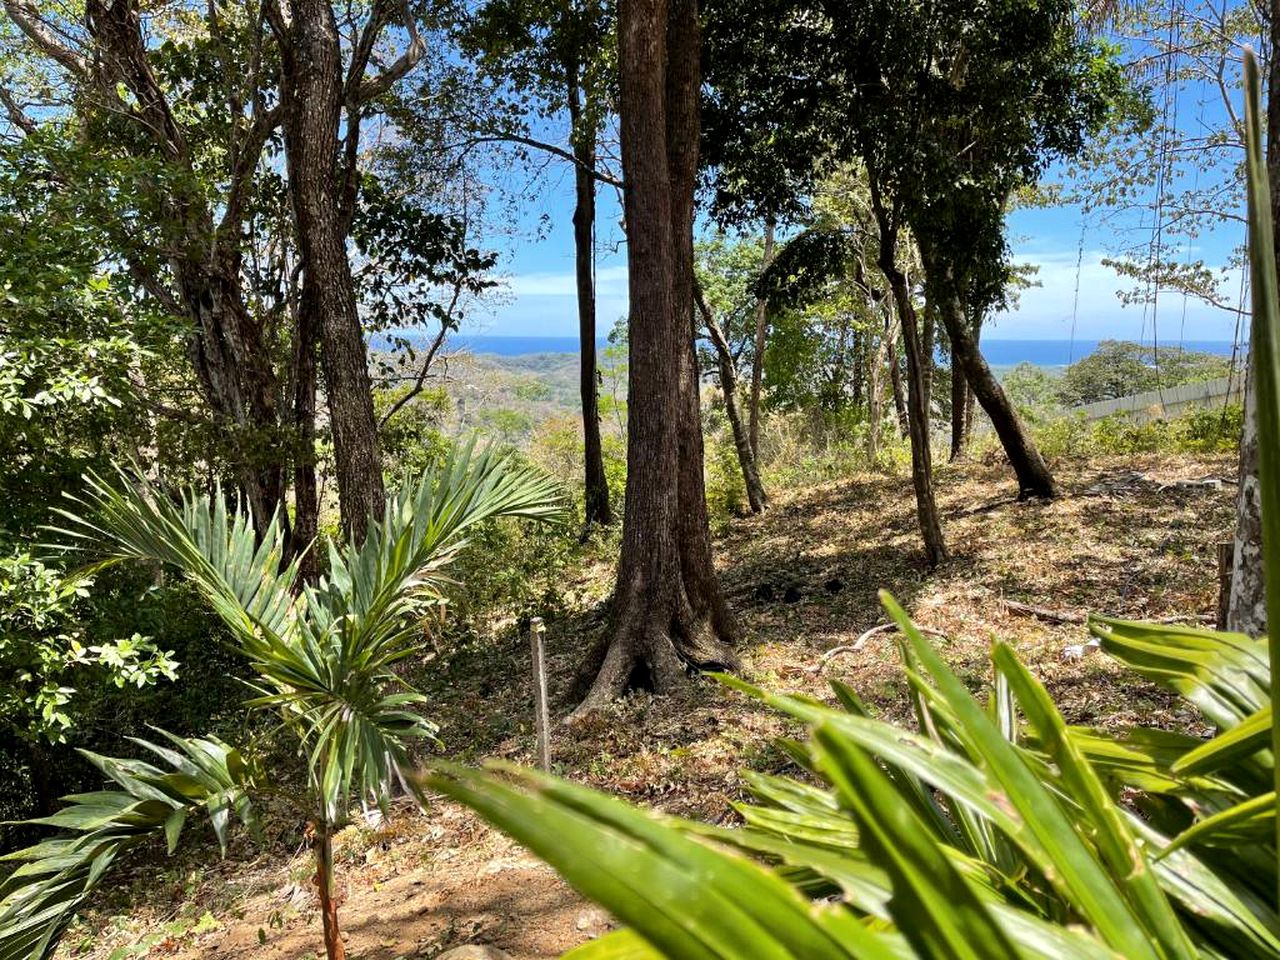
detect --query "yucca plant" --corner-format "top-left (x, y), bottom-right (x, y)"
top-left (425, 49), bottom-right (1280, 959)
top-left (0, 440), bottom-right (568, 960)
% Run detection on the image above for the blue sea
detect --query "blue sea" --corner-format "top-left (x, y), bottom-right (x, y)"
top-left (442, 335), bottom-right (1241, 366)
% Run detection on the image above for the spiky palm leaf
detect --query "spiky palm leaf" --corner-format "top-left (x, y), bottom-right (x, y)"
top-left (0, 732), bottom-right (256, 960)
top-left (52, 439), bottom-right (568, 822)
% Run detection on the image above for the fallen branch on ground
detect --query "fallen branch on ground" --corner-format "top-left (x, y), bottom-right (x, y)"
top-left (811, 623), bottom-right (948, 674)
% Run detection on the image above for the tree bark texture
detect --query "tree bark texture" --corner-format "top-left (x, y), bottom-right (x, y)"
top-left (748, 221), bottom-right (775, 456)
top-left (274, 0), bottom-right (385, 544)
top-left (1229, 32), bottom-right (1279, 637)
top-left (568, 70), bottom-right (613, 529)
top-left (575, 0), bottom-right (736, 715)
top-left (1230, 361), bottom-right (1267, 636)
top-left (697, 284), bottom-right (767, 512)
top-left (292, 289), bottom-right (321, 583)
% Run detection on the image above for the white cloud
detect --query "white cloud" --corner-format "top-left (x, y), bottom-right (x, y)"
top-left (993, 249), bottom-right (1244, 342)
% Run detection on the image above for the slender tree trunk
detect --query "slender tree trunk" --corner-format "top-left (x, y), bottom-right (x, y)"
top-left (575, 0), bottom-right (735, 715)
top-left (931, 265), bottom-right (1057, 499)
top-left (274, 0), bottom-right (385, 544)
top-left (1230, 361), bottom-right (1266, 635)
top-left (888, 332), bottom-right (909, 436)
top-left (872, 189), bottom-right (947, 566)
top-left (1229, 30), bottom-right (1279, 637)
top-left (950, 358), bottom-right (968, 461)
top-left (748, 221), bottom-right (775, 455)
top-left (312, 821), bottom-right (345, 960)
top-left (697, 284), bottom-right (766, 512)
top-left (851, 326), bottom-right (864, 407)
top-left (568, 68), bottom-right (612, 529)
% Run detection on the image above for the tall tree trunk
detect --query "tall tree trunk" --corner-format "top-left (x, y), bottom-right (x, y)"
top-left (930, 262), bottom-right (1057, 499)
top-left (274, 0), bottom-right (385, 544)
top-left (669, 0), bottom-right (736, 648)
top-left (178, 258), bottom-right (287, 535)
top-left (888, 330), bottom-right (909, 437)
top-left (575, 0), bottom-right (735, 716)
top-left (567, 67), bottom-right (612, 530)
top-left (950, 357), bottom-right (969, 461)
top-left (872, 188), bottom-right (947, 566)
top-left (748, 221), bottom-right (775, 455)
top-left (292, 290), bottom-right (321, 583)
top-left (1230, 361), bottom-right (1266, 635)
top-left (697, 284), bottom-right (766, 512)
top-left (1229, 30), bottom-right (1278, 637)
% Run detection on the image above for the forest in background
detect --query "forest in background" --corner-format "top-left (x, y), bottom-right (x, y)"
top-left (3, 0), bottom-right (1280, 955)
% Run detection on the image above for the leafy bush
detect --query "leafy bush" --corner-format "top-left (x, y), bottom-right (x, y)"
top-left (1029, 403), bottom-right (1243, 460)
top-left (0, 443), bottom-right (568, 960)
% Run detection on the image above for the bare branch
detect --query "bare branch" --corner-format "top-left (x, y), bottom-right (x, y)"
top-left (3, 0), bottom-right (88, 78)
top-left (456, 133), bottom-right (623, 188)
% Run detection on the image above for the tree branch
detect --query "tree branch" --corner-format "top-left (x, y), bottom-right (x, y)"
top-left (456, 133), bottom-right (623, 188)
top-left (3, 0), bottom-right (88, 78)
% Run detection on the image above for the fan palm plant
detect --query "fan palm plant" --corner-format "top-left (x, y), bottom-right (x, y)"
top-left (425, 49), bottom-right (1280, 959)
top-left (0, 440), bottom-right (567, 960)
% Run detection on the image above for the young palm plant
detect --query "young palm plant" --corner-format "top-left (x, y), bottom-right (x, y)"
top-left (0, 440), bottom-right (567, 960)
top-left (425, 50), bottom-right (1280, 960)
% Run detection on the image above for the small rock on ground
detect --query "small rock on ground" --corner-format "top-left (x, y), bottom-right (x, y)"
top-left (436, 947), bottom-right (513, 960)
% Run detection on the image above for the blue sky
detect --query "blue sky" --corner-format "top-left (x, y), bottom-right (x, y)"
top-left (465, 186), bottom-right (1247, 343)
top-left (465, 104), bottom-right (1249, 345)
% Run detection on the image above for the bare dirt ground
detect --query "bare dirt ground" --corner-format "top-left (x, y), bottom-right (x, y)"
top-left (59, 451), bottom-right (1237, 960)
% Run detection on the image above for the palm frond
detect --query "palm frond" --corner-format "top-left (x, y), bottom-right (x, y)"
top-left (0, 733), bottom-right (255, 960)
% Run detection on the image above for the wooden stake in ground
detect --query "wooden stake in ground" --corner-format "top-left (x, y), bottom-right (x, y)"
top-left (529, 617), bottom-right (551, 771)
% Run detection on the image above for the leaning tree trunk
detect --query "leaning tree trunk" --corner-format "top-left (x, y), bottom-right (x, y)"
top-left (274, 0), bottom-right (385, 544)
top-left (933, 270), bottom-right (1057, 499)
top-left (698, 284), bottom-right (766, 512)
top-left (747, 221), bottom-right (776, 456)
top-left (568, 68), bottom-right (612, 530)
top-left (574, 0), bottom-right (736, 716)
top-left (312, 820), bottom-right (345, 960)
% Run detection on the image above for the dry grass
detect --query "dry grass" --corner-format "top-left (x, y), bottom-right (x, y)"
top-left (57, 450), bottom-right (1237, 959)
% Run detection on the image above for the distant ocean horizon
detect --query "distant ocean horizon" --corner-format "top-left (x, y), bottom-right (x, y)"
top-left (441, 334), bottom-right (1243, 367)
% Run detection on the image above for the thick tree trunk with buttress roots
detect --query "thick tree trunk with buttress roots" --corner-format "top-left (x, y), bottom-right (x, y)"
top-left (697, 285), bottom-right (766, 512)
top-left (274, 0), bottom-right (384, 545)
top-left (568, 73), bottom-right (612, 530)
top-left (574, 0), bottom-right (736, 716)
top-left (931, 264), bottom-right (1057, 499)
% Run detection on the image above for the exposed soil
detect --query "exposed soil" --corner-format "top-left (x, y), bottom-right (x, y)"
top-left (59, 451), bottom-right (1238, 960)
